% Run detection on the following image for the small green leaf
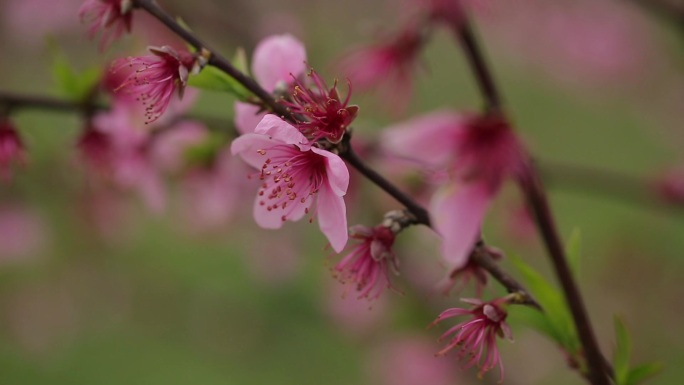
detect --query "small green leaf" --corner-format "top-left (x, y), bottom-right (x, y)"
top-left (625, 362), bottom-right (664, 385)
top-left (613, 316), bottom-right (632, 384)
top-left (566, 228), bottom-right (582, 278)
top-left (189, 65), bottom-right (251, 100)
top-left (510, 255), bottom-right (580, 355)
top-left (51, 45), bottom-right (101, 102)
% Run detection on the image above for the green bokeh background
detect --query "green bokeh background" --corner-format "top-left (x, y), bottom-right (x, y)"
top-left (0, 1), bottom-right (683, 384)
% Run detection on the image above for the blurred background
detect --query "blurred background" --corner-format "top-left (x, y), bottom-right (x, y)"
top-left (0, 0), bottom-right (683, 384)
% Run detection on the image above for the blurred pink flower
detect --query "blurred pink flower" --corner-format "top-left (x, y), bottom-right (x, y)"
top-left (92, 102), bottom-right (167, 212)
top-left (231, 114), bottom-right (349, 252)
top-left (234, 34), bottom-right (307, 134)
top-left (285, 69), bottom-right (358, 144)
top-left (76, 125), bottom-right (114, 174)
top-left (334, 225), bottom-right (399, 300)
top-left (325, 280), bottom-right (389, 336)
top-left (369, 335), bottom-right (457, 385)
top-left (79, 0), bottom-right (133, 50)
top-left (113, 46), bottom-right (197, 124)
top-left (431, 297), bottom-right (513, 382)
top-left (440, 245), bottom-right (503, 296)
top-left (178, 149), bottom-right (247, 232)
top-left (382, 112), bottom-right (529, 270)
top-left (0, 120), bottom-right (26, 182)
top-left (655, 167), bottom-right (684, 205)
top-left (0, 205), bottom-right (48, 262)
top-left (150, 120), bottom-right (208, 174)
top-left (486, 1), bottom-right (655, 88)
top-left (2, 0), bottom-right (82, 45)
top-left (340, 25), bottom-right (424, 113)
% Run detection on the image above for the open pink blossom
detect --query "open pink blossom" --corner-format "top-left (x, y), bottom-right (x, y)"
top-left (79, 0), bottom-right (133, 50)
top-left (0, 120), bottom-right (26, 182)
top-left (231, 114), bottom-right (349, 252)
top-left (113, 46), bottom-right (197, 124)
top-left (340, 25), bottom-right (424, 113)
top-left (334, 225), bottom-right (399, 300)
top-left (382, 112), bottom-right (529, 270)
top-left (431, 297), bottom-right (513, 382)
top-left (234, 34), bottom-right (307, 134)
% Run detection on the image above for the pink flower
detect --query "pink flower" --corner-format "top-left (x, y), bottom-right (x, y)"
top-left (0, 120), bottom-right (26, 182)
top-left (234, 34), bottom-right (307, 134)
top-left (383, 112), bottom-right (529, 270)
top-left (231, 114), bottom-right (349, 252)
top-left (284, 68), bottom-right (358, 144)
top-left (440, 246), bottom-right (502, 296)
top-left (656, 167), bottom-right (684, 205)
top-left (76, 126), bottom-right (114, 174)
top-left (334, 225), bottom-right (399, 300)
top-left (340, 26), bottom-right (424, 113)
top-left (113, 46), bottom-right (197, 124)
top-left (79, 0), bottom-right (133, 50)
top-left (431, 297), bottom-right (513, 382)
top-left (369, 335), bottom-right (458, 385)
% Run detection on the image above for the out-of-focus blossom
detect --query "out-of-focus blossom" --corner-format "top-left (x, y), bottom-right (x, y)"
top-left (231, 114), bottom-right (349, 252)
top-left (382, 112), bottom-right (529, 270)
top-left (486, 1), bottom-right (655, 89)
top-left (178, 148), bottom-right (247, 232)
top-left (113, 46), bottom-right (198, 124)
top-left (0, 205), bottom-right (48, 263)
top-left (655, 167), bottom-right (684, 205)
top-left (79, 0), bottom-right (134, 50)
top-left (439, 245), bottom-right (503, 296)
top-left (234, 34), bottom-right (307, 134)
top-left (0, 119), bottom-right (26, 182)
top-left (341, 25), bottom-right (424, 113)
top-left (285, 68), bottom-right (358, 143)
top-left (431, 297), bottom-right (513, 382)
top-left (150, 121), bottom-right (208, 174)
top-left (325, 280), bottom-right (389, 336)
top-left (91, 102), bottom-right (166, 212)
top-left (334, 225), bottom-right (399, 300)
top-left (3, 0), bottom-right (82, 45)
top-left (76, 126), bottom-right (114, 174)
top-left (369, 335), bottom-right (457, 385)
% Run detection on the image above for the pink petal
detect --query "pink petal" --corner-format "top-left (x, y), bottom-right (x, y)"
top-left (317, 181), bottom-right (348, 252)
top-left (311, 147), bottom-right (349, 196)
top-left (230, 133), bottom-right (282, 169)
top-left (381, 110), bottom-right (466, 168)
top-left (254, 114), bottom-right (308, 147)
top-left (252, 34), bottom-right (307, 92)
top-left (252, 186), bottom-right (311, 229)
top-left (431, 181), bottom-right (492, 269)
top-left (234, 102), bottom-right (266, 135)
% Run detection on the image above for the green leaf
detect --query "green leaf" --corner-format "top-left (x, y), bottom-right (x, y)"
top-left (613, 316), bottom-right (632, 385)
top-left (510, 255), bottom-right (580, 355)
top-left (566, 228), bottom-right (582, 278)
top-left (188, 65), bottom-right (251, 100)
top-left (51, 46), bottom-right (101, 102)
top-left (625, 362), bottom-right (664, 385)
